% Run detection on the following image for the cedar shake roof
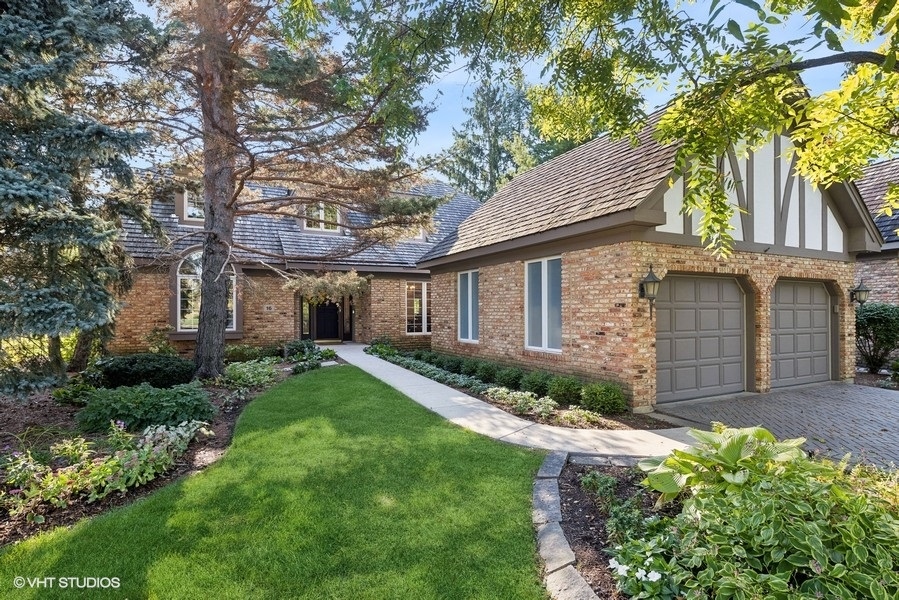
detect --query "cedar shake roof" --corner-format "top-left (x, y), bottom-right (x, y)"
top-left (420, 115), bottom-right (677, 263)
top-left (121, 182), bottom-right (480, 271)
top-left (856, 158), bottom-right (899, 246)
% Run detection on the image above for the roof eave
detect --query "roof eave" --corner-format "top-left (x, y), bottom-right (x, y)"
top-left (418, 206), bottom-right (666, 269)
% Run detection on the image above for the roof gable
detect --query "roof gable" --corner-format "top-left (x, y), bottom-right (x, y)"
top-left (421, 115), bottom-right (676, 263)
top-left (856, 158), bottom-right (899, 246)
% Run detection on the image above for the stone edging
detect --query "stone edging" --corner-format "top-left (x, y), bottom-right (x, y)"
top-left (533, 451), bottom-right (642, 600)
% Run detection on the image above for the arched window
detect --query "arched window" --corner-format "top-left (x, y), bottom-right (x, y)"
top-left (177, 251), bottom-right (236, 331)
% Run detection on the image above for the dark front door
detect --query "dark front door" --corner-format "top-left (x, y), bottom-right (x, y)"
top-left (315, 302), bottom-right (340, 340)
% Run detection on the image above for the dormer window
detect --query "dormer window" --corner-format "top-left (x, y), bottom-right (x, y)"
top-left (305, 202), bottom-right (340, 232)
top-left (186, 191), bottom-right (204, 220)
top-left (177, 189), bottom-right (204, 225)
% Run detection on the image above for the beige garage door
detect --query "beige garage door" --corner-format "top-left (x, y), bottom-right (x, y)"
top-left (656, 276), bottom-right (745, 403)
top-left (771, 281), bottom-right (831, 387)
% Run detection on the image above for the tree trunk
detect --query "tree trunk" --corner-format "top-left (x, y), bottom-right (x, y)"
top-left (69, 329), bottom-right (96, 372)
top-left (47, 336), bottom-right (66, 378)
top-left (193, 0), bottom-right (239, 379)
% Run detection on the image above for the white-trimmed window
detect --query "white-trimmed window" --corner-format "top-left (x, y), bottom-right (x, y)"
top-left (185, 190), bottom-right (204, 221)
top-left (177, 251), bottom-right (236, 331)
top-left (458, 270), bottom-right (479, 342)
top-left (305, 202), bottom-right (340, 231)
top-left (525, 257), bottom-right (562, 351)
top-left (406, 281), bottom-right (431, 334)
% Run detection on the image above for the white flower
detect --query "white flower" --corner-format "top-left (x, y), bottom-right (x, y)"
top-left (616, 564), bottom-right (630, 576)
top-left (647, 571), bottom-right (662, 582)
top-left (608, 558), bottom-right (620, 570)
top-left (644, 558), bottom-right (652, 566)
top-left (636, 568), bottom-right (647, 581)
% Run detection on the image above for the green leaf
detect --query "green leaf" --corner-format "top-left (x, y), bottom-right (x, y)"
top-left (824, 29), bottom-right (843, 51)
top-left (727, 19), bottom-right (745, 42)
top-left (734, 0), bottom-right (762, 11)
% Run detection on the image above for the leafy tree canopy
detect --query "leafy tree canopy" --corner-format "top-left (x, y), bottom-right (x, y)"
top-left (467, 0), bottom-right (899, 254)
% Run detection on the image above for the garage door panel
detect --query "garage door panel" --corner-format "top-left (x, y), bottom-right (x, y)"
top-left (674, 338), bottom-right (696, 361)
top-left (700, 338), bottom-right (719, 359)
top-left (656, 308), bottom-right (671, 332)
top-left (674, 309), bottom-right (696, 331)
top-left (674, 280), bottom-right (696, 302)
top-left (657, 276), bottom-right (745, 403)
top-left (722, 335), bottom-right (742, 357)
top-left (771, 281), bottom-right (830, 388)
top-left (699, 310), bottom-right (719, 330)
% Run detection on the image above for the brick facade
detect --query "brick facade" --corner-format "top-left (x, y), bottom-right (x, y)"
top-left (855, 253), bottom-right (899, 304)
top-left (432, 241), bottom-right (857, 412)
top-left (359, 276), bottom-right (432, 350)
top-left (109, 267), bottom-right (432, 355)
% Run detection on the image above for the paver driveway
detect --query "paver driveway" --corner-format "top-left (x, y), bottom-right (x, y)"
top-left (655, 382), bottom-right (899, 467)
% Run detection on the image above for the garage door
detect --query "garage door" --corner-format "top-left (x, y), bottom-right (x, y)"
top-left (656, 276), bottom-right (745, 403)
top-left (771, 281), bottom-right (830, 387)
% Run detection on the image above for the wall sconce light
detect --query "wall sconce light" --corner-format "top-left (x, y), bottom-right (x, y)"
top-left (639, 264), bottom-right (662, 318)
top-left (850, 280), bottom-right (870, 305)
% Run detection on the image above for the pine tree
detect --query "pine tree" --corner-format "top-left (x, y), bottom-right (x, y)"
top-left (140, 1), bottom-right (449, 378)
top-left (0, 0), bottom-right (153, 390)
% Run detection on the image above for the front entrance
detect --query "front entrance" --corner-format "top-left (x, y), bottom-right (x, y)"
top-left (298, 296), bottom-right (347, 341)
top-left (315, 302), bottom-right (341, 340)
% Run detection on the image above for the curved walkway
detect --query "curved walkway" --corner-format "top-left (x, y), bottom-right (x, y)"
top-left (334, 344), bottom-right (692, 456)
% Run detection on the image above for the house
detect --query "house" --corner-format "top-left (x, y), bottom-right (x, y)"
top-left (109, 182), bottom-right (480, 355)
top-left (418, 125), bottom-right (883, 412)
top-left (855, 158), bottom-right (899, 303)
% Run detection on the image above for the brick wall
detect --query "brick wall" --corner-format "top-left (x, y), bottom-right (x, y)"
top-left (361, 276), bottom-right (431, 349)
top-left (241, 272), bottom-right (297, 347)
top-left (108, 267), bottom-right (171, 355)
top-left (110, 267), bottom-right (430, 354)
top-left (432, 240), bottom-right (856, 411)
top-left (856, 254), bottom-right (899, 304)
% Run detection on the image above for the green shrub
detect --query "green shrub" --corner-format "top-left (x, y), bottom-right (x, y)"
top-left (93, 353), bottom-right (195, 389)
top-left (285, 338), bottom-right (316, 357)
top-left (580, 382), bottom-right (627, 414)
top-left (460, 358), bottom-right (480, 376)
top-left (292, 359), bottom-right (321, 374)
top-left (411, 349), bottom-right (428, 361)
top-left (51, 379), bottom-right (96, 407)
top-left (580, 470), bottom-right (617, 512)
top-left (440, 355), bottom-right (463, 373)
top-left (547, 376), bottom-right (582, 405)
top-left (605, 497), bottom-right (644, 545)
top-left (494, 367), bottom-right (525, 390)
top-left (520, 370), bottom-right (553, 397)
top-left (223, 359), bottom-right (278, 389)
top-left (475, 361), bottom-right (498, 384)
top-left (76, 382), bottom-right (214, 432)
top-left (224, 344), bottom-right (261, 363)
top-left (318, 348), bottom-right (337, 361)
top-left (614, 457), bottom-right (899, 598)
top-left (856, 302), bottom-right (899, 373)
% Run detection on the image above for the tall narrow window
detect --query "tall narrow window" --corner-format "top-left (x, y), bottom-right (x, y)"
top-left (406, 281), bottom-right (431, 334)
top-left (177, 251), bottom-right (236, 332)
top-left (185, 190), bottom-right (204, 221)
top-left (458, 270), bottom-right (479, 342)
top-left (305, 202), bottom-right (339, 231)
top-left (525, 258), bottom-right (562, 351)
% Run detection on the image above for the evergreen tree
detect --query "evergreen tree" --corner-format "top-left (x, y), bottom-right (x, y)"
top-left (439, 70), bottom-right (572, 201)
top-left (139, 1), bottom-right (450, 378)
top-left (0, 0), bottom-right (154, 390)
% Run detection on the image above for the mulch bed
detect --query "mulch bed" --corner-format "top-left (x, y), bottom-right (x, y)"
top-left (557, 462), bottom-right (681, 598)
top-left (0, 365), bottom-right (304, 548)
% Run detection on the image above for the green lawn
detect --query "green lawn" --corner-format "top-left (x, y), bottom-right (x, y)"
top-left (0, 366), bottom-right (547, 599)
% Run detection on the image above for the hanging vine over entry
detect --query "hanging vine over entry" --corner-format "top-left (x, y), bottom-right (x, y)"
top-left (283, 270), bottom-right (372, 306)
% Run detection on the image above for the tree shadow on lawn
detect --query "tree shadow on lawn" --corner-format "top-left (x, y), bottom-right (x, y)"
top-left (0, 366), bottom-right (547, 600)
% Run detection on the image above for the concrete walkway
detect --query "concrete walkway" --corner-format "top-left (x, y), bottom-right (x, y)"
top-left (334, 344), bottom-right (692, 456)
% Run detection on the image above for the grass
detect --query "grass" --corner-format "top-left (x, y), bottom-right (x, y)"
top-left (0, 366), bottom-right (547, 599)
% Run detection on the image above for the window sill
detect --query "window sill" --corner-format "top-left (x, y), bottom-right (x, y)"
top-left (524, 346), bottom-right (562, 355)
top-left (457, 338), bottom-right (479, 344)
top-left (405, 332), bottom-right (432, 336)
top-left (169, 331), bottom-right (243, 341)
